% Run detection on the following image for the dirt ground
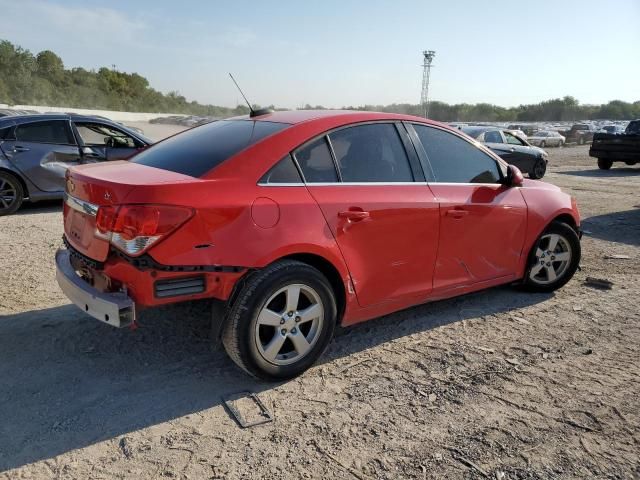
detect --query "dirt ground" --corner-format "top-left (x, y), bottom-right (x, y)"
top-left (1, 135), bottom-right (639, 479)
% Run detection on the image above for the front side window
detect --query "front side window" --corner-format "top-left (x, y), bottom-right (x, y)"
top-left (328, 123), bottom-right (413, 182)
top-left (75, 122), bottom-right (137, 148)
top-left (484, 130), bottom-right (503, 143)
top-left (413, 124), bottom-right (502, 184)
top-left (15, 120), bottom-right (75, 145)
top-left (294, 137), bottom-right (339, 183)
top-left (505, 131), bottom-right (524, 145)
top-left (133, 120), bottom-right (289, 177)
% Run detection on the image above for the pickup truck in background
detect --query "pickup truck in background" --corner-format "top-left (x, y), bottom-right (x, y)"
top-left (559, 123), bottom-right (598, 145)
top-left (589, 120), bottom-right (640, 170)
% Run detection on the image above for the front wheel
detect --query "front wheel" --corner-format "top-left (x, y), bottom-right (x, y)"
top-left (523, 221), bottom-right (581, 293)
top-left (222, 260), bottom-right (337, 380)
top-left (597, 158), bottom-right (613, 170)
top-left (529, 159), bottom-right (547, 179)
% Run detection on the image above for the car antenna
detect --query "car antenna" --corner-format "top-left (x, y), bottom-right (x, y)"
top-left (228, 73), bottom-right (272, 118)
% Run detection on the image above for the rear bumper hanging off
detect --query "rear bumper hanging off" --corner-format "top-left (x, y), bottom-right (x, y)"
top-left (55, 249), bottom-right (135, 328)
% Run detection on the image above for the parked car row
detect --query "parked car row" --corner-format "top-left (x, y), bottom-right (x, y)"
top-left (0, 114), bottom-right (152, 215)
top-left (149, 115), bottom-right (217, 127)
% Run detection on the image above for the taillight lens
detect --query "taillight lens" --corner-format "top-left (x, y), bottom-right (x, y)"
top-left (96, 204), bottom-right (194, 256)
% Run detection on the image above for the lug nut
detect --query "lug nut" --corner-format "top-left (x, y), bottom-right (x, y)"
top-left (280, 319), bottom-right (285, 325)
top-left (291, 328), bottom-right (297, 334)
top-left (288, 311), bottom-right (293, 317)
top-left (281, 329), bottom-right (287, 335)
top-left (295, 316), bottom-right (301, 322)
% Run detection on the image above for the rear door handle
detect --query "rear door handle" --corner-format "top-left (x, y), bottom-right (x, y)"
top-left (445, 209), bottom-right (469, 218)
top-left (338, 210), bottom-right (370, 221)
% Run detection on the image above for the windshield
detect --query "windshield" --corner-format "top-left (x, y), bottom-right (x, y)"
top-left (132, 120), bottom-right (289, 177)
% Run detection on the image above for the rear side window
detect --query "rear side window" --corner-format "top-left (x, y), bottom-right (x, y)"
top-left (15, 120), bottom-right (75, 145)
top-left (294, 137), bottom-right (339, 183)
top-left (260, 155), bottom-right (302, 184)
top-left (413, 124), bottom-right (501, 184)
top-left (133, 120), bottom-right (288, 177)
top-left (329, 123), bottom-right (413, 182)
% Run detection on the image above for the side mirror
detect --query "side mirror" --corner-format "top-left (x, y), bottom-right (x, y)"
top-left (81, 146), bottom-right (101, 158)
top-left (505, 164), bottom-right (524, 187)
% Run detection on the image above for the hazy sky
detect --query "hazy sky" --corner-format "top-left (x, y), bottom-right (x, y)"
top-left (2, 0), bottom-right (639, 108)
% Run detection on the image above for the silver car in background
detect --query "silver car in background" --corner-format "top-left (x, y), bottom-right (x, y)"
top-left (527, 130), bottom-right (566, 148)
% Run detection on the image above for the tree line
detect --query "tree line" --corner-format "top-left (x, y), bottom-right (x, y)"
top-left (1, 40), bottom-right (638, 121)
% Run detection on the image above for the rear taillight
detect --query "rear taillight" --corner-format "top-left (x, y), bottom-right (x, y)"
top-left (96, 204), bottom-right (194, 256)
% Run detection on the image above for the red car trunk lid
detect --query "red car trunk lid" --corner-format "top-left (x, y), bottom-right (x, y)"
top-left (64, 161), bottom-right (199, 261)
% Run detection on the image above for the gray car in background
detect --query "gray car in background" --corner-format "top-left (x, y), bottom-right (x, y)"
top-left (0, 114), bottom-right (152, 215)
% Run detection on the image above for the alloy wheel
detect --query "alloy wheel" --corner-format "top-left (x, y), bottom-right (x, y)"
top-left (529, 233), bottom-right (572, 285)
top-left (254, 283), bottom-right (324, 366)
top-left (0, 178), bottom-right (17, 211)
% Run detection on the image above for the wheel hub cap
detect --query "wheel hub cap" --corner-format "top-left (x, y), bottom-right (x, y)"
top-left (254, 284), bottom-right (324, 366)
top-left (529, 233), bottom-right (572, 285)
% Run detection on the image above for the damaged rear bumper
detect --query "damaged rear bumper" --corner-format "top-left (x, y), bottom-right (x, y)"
top-left (55, 249), bottom-right (135, 328)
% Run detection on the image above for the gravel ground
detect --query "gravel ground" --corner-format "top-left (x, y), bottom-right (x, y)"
top-left (1, 138), bottom-right (639, 479)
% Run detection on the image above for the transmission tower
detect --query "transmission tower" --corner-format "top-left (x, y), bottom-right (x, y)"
top-left (420, 50), bottom-right (436, 118)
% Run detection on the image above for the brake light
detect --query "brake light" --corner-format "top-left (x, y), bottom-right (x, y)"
top-left (95, 204), bottom-right (194, 256)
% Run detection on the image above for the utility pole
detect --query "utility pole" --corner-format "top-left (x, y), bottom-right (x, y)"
top-left (420, 50), bottom-right (436, 118)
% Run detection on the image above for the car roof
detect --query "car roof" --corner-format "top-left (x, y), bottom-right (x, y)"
top-left (0, 113), bottom-right (127, 125)
top-left (461, 126), bottom-right (500, 136)
top-left (229, 109), bottom-right (444, 127)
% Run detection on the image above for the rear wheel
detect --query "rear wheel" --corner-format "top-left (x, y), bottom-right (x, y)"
top-left (597, 158), bottom-right (613, 170)
top-left (222, 260), bottom-right (337, 380)
top-left (529, 159), bottom-right (547, 179)
top-left (578, 136), bottom-right (585, 145)
top-left (0, 171), bottom-right (24, 216)
top-left (523, 222), bottom-right (580, 292)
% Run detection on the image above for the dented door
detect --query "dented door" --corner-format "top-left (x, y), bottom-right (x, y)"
top-left (0, 120), bottom-right (81, 192)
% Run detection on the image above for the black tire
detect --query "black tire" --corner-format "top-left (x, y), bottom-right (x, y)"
top-left (578, 136), bottom-right (585, 145)
top-left (0, 171), bottom-right (24, 216)
top-left (624, 161), bottom-right (636, 166)
top-left (540, 141), bottom-right (546, 148)
top-left (222, 260), bottom-right (337, 380)
top-left (597, 158), bottom-right (613, 170)
top-left (559, 141), bottom-right (564, 148)
top-left (529, 159), bottom-right (547, 179)
top-left (523, 221), bottom-right (581, 293)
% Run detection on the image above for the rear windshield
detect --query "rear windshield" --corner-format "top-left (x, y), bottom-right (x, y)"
top-left (132, 120), bottom-right (289, 177)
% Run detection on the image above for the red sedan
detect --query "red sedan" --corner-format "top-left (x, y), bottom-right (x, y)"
top-left (56, 110), bottom-right (582, 380)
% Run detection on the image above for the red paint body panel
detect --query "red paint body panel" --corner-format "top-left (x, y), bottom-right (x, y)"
top-left (306, 184), bottom-right (439, 307)
top-left (428, 184), bottom-right (527, 290)
top-left (61, 111), bottom-right (581, 323)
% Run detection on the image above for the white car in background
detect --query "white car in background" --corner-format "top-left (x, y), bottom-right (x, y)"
top-left (528, 130), bottom-right (566, 148)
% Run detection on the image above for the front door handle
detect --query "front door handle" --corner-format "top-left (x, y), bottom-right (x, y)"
top-left (445, 209), bottom-right (469, 219)
top-left (13, 145), bottom-right (30, 152)
top-left (338, 210), bottom-right (370, 221)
